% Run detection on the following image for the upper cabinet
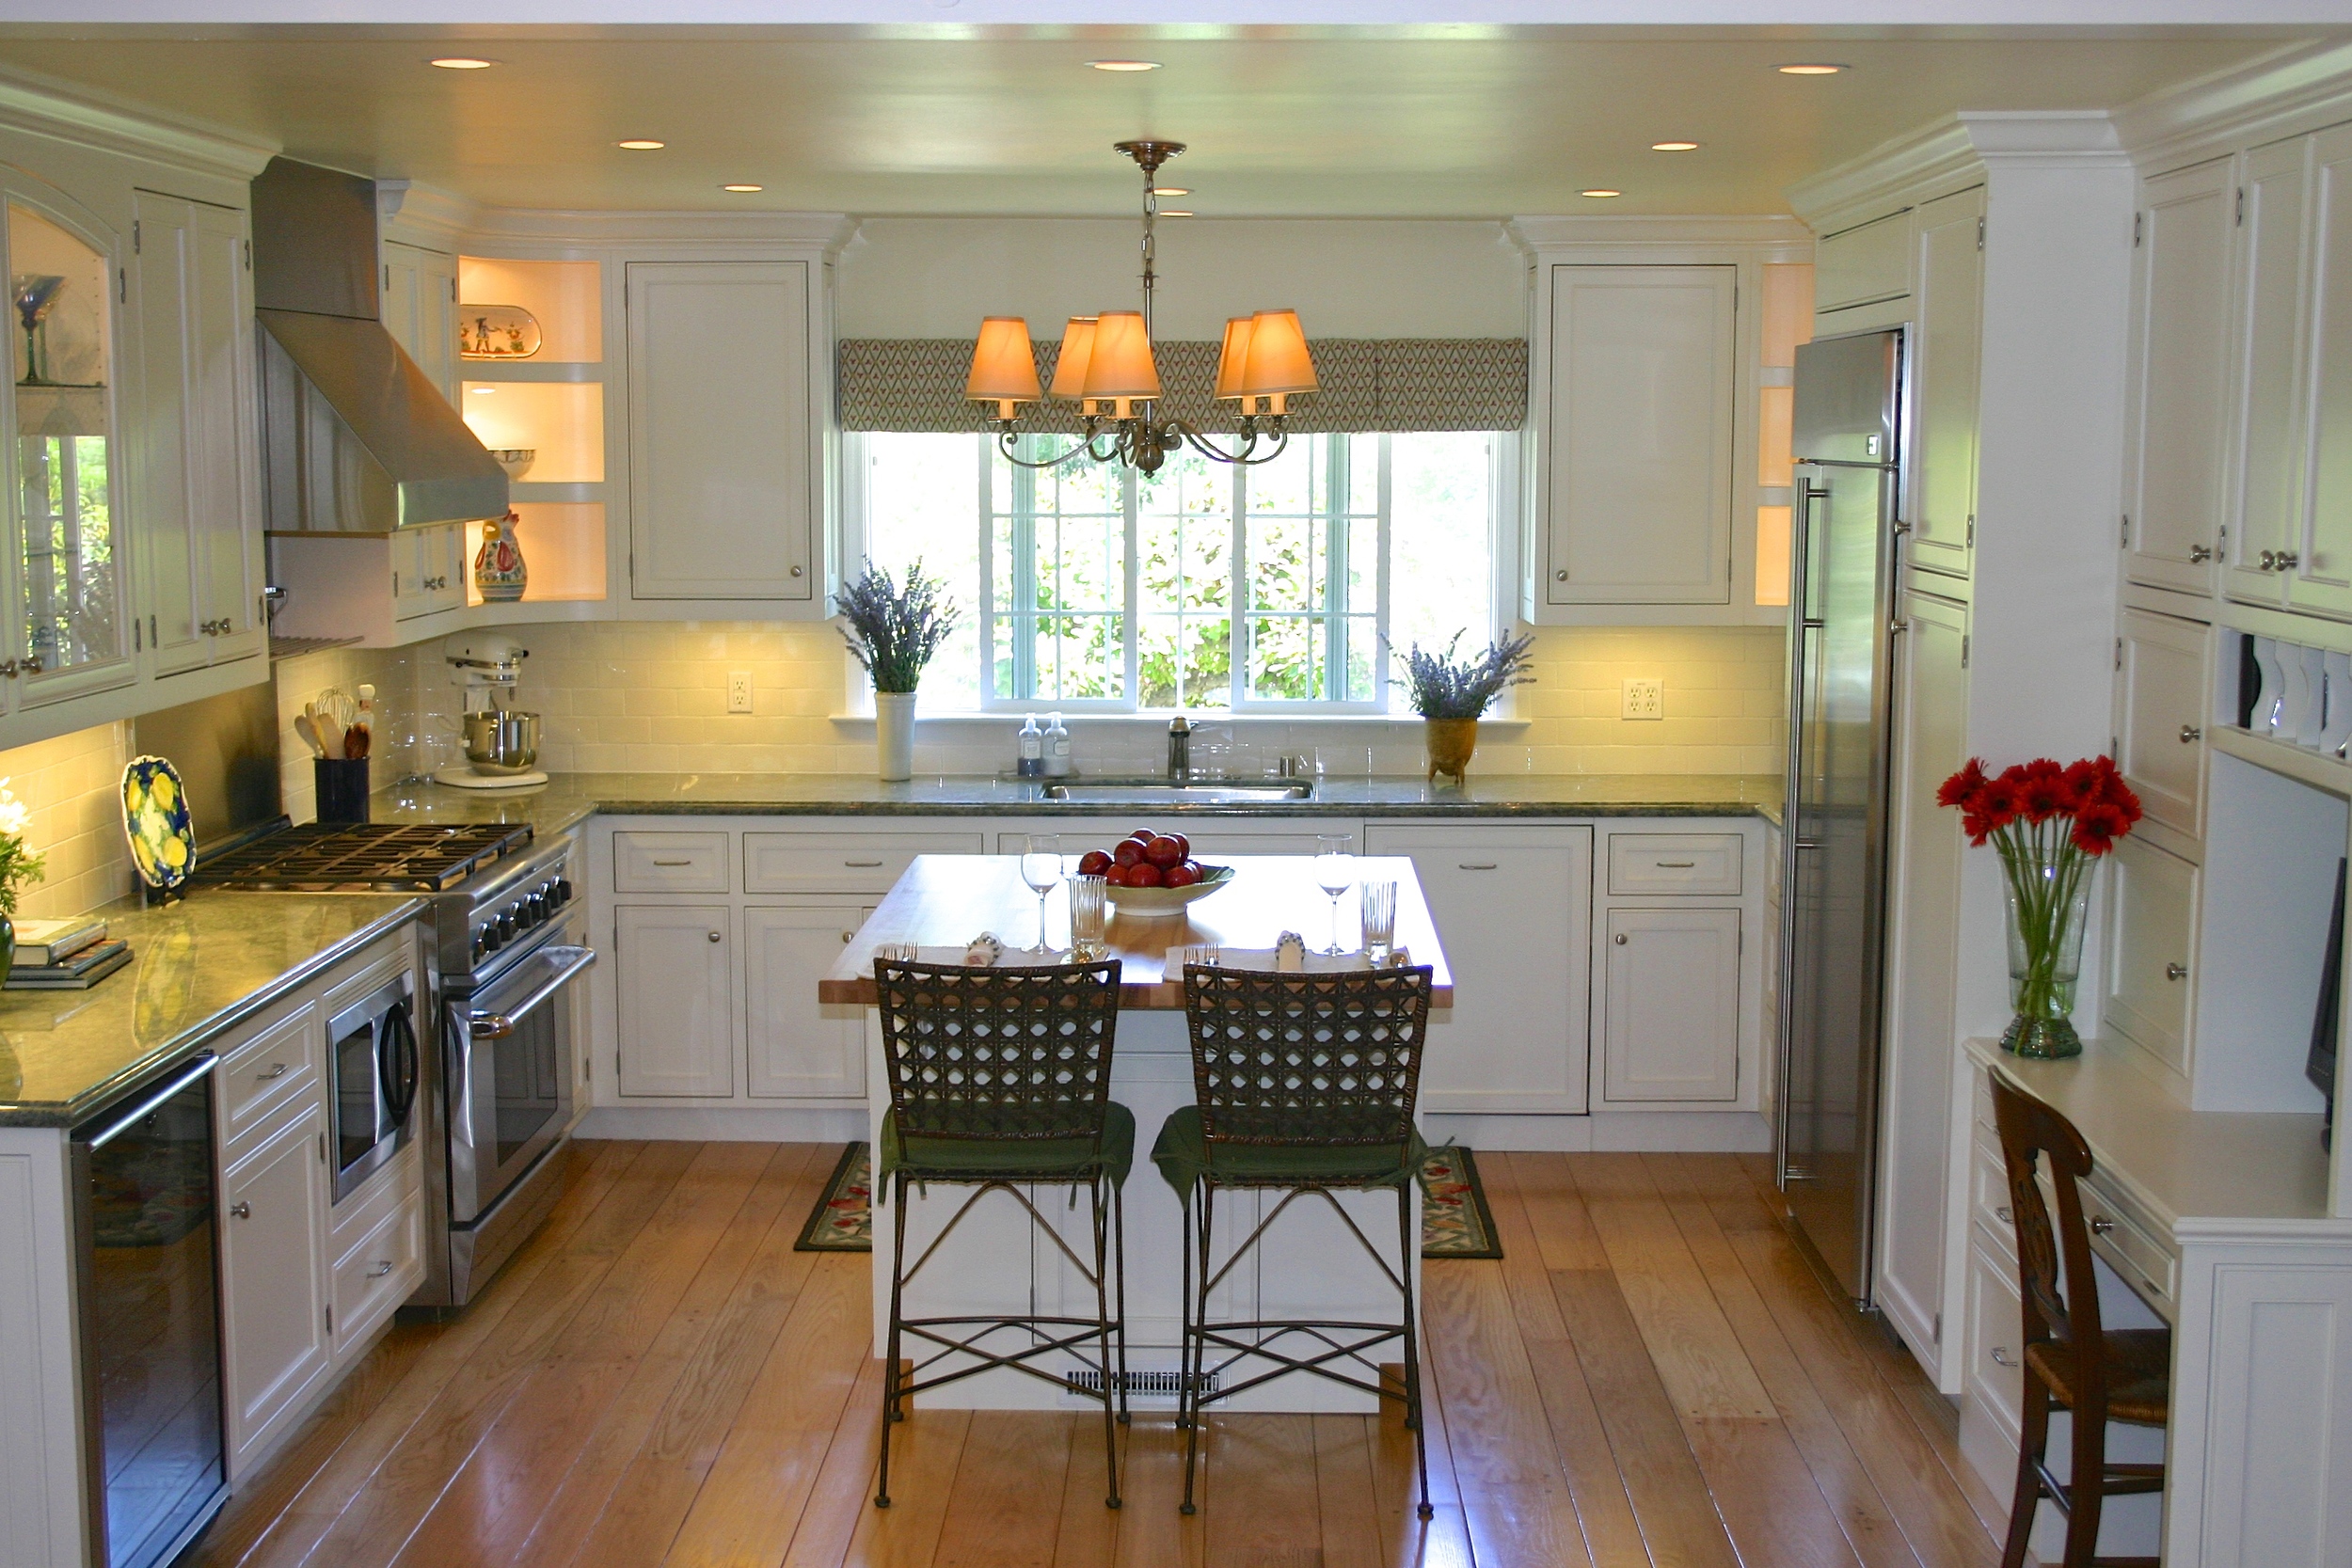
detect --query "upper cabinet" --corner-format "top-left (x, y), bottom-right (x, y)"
top-left (2125, 158), bottom-right (2234, 597)
top-left (1907, 187), bottom-right (1985, 583)
top-left (1815, 209), bottom-right (1912, 313)
top-left (380, 240), bottom-right (458, 406)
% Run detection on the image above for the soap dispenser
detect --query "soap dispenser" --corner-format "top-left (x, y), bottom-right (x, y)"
top-left (1016, 714), bottom-right (1043, 778)
top-left (1043, 712), bottom-right (1073, 778)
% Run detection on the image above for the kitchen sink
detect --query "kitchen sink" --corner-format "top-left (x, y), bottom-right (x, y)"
top-left (1039, 780), bottom-right (1315, 804)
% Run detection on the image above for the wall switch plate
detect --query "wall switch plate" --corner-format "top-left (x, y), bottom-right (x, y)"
top-left (727, 671), bottom-right (754, 714)
top-left (1622, 677), bottom-right (1664, 720)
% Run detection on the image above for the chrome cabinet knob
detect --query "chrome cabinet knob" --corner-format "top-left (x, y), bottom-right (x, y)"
top-left (791, 564), bottom-right (805, 577)
top-left (255, 1063), bottom-right (288, 1082)
top-left (2189, 544), bottom-right (2214, 562)
top-left (2280, 550), bottom-right (2302, 570)
top-left (1613, 932), bottom-right (1629, 945)
top-left (1995, 1205), bottom-right (2013, 1223)
top-left (1554, 569), bottom-right (1569, 582)
top-left (367, 1259), bottom-right (394, 1278)
top-left (2166, 962), bottom-right (2188, 980)
top-left (230, 1201), bottom-right (251, 1219)
top-left (2261, 549), bottom-right (2280, 570)
top-left (2179, 723), bottom-right (2201, 743)
top-left (707, 930), bottom-right (723, 942)
top-left (2090, 1216), bottom-right (2116, 1236)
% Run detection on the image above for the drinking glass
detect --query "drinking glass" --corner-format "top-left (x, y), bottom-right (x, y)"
top-left (1314, 833), bottom-right (1356, 955)
top-left (1360, 879), bottom-right (1397, 963)
top-left (1020, 834), bottom-right (1062, 953)
top-left (1068, 873), bottom-right (1109, 960)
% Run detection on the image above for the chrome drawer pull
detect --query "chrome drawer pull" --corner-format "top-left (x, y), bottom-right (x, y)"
top-left (2166, 962), bottom-right (2188, 980)
top-left (844, 859), bottom-right (884, 867)
top-left (1654, 860), bottom-right (1696, 868)
top-left (1995, 1205), bottom-right (2012, 1223)
top-left (254, 1063), bottom-right (288, 1082)
top-left (230, 1202), bottom-right (251, 1219)
top-left (1457, 862), bottom-right (1498, 870)
top-left (1990, 1346), bottom-right (2016, 1368)
top-left (651, 858), bottom-right (693, 867)
top-left (2090, 1216), bottom-right (2116, 1236)
top-left (366, 1260), bottom-right (394, 1278)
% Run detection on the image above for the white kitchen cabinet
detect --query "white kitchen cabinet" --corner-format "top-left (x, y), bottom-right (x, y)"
top-left (626, 261), bottom-right (820, 606)
top-left (2291, 123), bottom-right (2352, 621)
top-left (1600, 906), bottom-right (1742, 1103)
top-left (2114, 600), bottom-right (2212, 844)
top-left (744, 902), bottom-right (874, 1099)
top-left (380, 239), bottom-right (458, 405)
top-left (1814, 209), bottom-right (1912, 311)
top-left (130, 189), bottom-right (264, 678)
top-left (2125, 157), bottom-right (2235, 596)
top-left (614, 903), bottom-right (737, 1097)
top-left (2102, 832), bottom-right (2201, 1083)
top-left (2228, 138), bottom-right (2312, 609)
top-left (1534, 263), bottom-right (1737, 608)
top-left (218, 1102), bottom-right (332, 1474)
top-left (390, 521), bottom-right (466, 620)
top-left (1360, 824), bottom-right (1593, 1114)
top-left (1908, 186), bottom-right (1983, 582)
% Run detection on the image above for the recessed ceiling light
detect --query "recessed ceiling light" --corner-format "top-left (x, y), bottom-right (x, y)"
top-left (615, 139), bottom-right (666, 150)
top-left (427, 56), bottom-right (497, 70)
top-left (1777, 62), bottom-right (1849, 75)
top-left (721, 183), bottom-right (764, 193)
top-left (1650, 141), bottom-right (1701, 151)
top-left (1152, 186), bottom-right (1189, 197)
top-left (1581, 189), bottom-right (1623, 199)
top-left (1158, 210), bottom-right (1195, 217)
top-left (1088, 59), bottom-right (1161, 71)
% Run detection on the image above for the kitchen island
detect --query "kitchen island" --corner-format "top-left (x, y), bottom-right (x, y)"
top-left (822, 853), bottom-right (1452, 1412)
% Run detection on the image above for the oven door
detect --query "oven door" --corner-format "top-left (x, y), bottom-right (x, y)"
top-left (445, 916), bottom-right (594, 1226)
top-left (327, 974), bottom-right (420, 1204)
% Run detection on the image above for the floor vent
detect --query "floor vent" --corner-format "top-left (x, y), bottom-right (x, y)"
top-left (1062, 1368), bottom-right (1217, 1404)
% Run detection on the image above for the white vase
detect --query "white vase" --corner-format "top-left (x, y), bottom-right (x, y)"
top-left (874, 690), bottom-right (917, 782)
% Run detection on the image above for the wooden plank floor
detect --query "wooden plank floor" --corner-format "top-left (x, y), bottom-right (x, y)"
top-left (193, 1141), bottom-right (2006, 1568)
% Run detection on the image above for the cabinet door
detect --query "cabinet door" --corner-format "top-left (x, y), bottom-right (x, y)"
top-left (744, 902), bottom-right (872, 1099)
top-left (2102, 833), bottom-right (2200, 1080)
top-left (2294, 124), bottom-right (2352, 619)
top-left (1542, 264), bottom-right (1735, 606)
top-left (1814, 210), bottom-right (1911, 311)
top-left (188, 199), bottom-right (262, 665)
top-left (2229, 140), bottom-right (2309, 608)
top-left (1601, 906), bottom-right (1740, 1103)
top-left (129, 193), bottom-right (207, 676)
top-left (626, 261), bottom-right (815, 601)
top-left (615, 904), bottom-right (736, 1097)
top-left (219, 1106), bottom-right (331, 1467)
top-left (1361, 826), bottom-right (1592, 1113)
top-left (2125, 158), bottom-right (2234, 594)
top-left (1878, 589), bottom-right (1970, 1385)
top-left (1908, 187), bottom-right (1983, 580)
top-left (2114, 604), bottom-right (2211, 841)
top-left (382, 241), bottom-right (457, 405)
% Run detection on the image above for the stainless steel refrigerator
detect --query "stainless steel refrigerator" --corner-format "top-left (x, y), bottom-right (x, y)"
top-left (1778, 327), bottom-right (1906, 1307)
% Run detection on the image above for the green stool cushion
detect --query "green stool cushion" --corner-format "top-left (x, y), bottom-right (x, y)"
top-left (1150, 1104), bottom-right (1426, 1199)
top-left (880, 1101), bottom-right (1136, 1189)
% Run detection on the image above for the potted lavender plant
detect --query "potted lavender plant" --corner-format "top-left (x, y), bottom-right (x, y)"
top-left (834, 560), bottom-right (959, 782)
top-left (1398, 630), bottom-right (1536, 786)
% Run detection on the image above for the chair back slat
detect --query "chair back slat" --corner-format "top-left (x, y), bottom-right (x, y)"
top-left (875, 958), bottom-right (1122, 1145)
top-left (1180, 965), bottom-right (1433, 1148)
top-left (1990, 1075), bottom-right (2105, 1370)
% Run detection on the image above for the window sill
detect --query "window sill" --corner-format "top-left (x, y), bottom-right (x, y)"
top-left (828, 711), bottom-right (1533, 731)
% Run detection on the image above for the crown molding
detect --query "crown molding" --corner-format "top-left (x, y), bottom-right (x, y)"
top-left (1506, 214), bottom-right (1811, 255)
top-left (2114, 39), bottom-right (2352, 173)
top-left (458, 205), bottom-right (858, 252)
top-left (1785, 119), bottom-right (1981, 232)
top-left (1959, 109), bottom-right (2128, 166)
top-left (0, 62), bottom-right (275, 184)
top-left (377, 180), bottom-right (480, 242)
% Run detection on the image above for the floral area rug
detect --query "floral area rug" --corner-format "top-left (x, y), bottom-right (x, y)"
top-left (793, 1141), bottom-right (1502, 1259)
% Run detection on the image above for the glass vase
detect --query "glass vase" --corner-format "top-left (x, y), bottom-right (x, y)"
top-left (2000, 848), bottom-right (2095, 1059)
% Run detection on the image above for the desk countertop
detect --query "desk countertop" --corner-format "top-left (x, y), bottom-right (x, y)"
top-left (819, 855), bottom-right (1451, 1009)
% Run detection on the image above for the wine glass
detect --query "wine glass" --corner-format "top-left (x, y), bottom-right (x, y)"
top-left (1020, 834), bottom-right (1062, 954)
top-left (1314, 833), bottom-right (1356, 955)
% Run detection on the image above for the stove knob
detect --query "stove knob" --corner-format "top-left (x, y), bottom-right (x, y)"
top-left (479, 927), bottom-right (501, 956)
top-left (523, 895), bottom-right (545, 927)
top-left (497, 911), bottom-right (516, 941)
top-left (554, 879), bottom-right (573, 908)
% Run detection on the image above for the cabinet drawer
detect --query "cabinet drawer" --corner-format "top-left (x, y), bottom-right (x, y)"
top-left (218, 1001), bottom-right (323, 1150)
top-left (1607, 832), bottom-right (1742, 895)
top-left (331, 1188), bottom-right (422, 1351)
top-left (743, 831), bottom-right (981, 894)
top-left (1966, 1232), bottom-right (2026, 1433)
top-left (2082, 1168), bottom-right (2177, 1312)
top-left (2114, 605), bottom-right (2210, 841)
top-left (614, 832), bottom-right (731, 893)
top-left (1972, 1064), bottom-right (1997, 1135)
top-left (1971, 1139), bottom-right (2018, 1270)
top-left (2100, 834), bottom-right (2199, 1079)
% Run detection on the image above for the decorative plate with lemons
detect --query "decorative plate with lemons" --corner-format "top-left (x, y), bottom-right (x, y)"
top-left (121, 756), bottom-right (195, 890)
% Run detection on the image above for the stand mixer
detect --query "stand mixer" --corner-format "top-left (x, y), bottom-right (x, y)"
top-left (435, 635), bottom-right (548, 790)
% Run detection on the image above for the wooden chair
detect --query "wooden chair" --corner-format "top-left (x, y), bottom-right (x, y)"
top-left (872, 957), bottom-right (1132, 1512)
top-left (1157, 962), bottom-right (1437, 1521)
top-left (1991, 1075), bottom-right (2169, 1568)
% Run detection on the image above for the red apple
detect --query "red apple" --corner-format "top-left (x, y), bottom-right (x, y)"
top-left (1112, 839), bottom-right (1145, 866)
top-left (1143, 834), bottom-right (1184, 868)
top-left (1104, 863), bottom-right (1132, 886)
top-left (1076, 849), bottom-right (1113, 876)
top-left (1129, 828), bottom-right (1156, 843)
top-left (1182, 859), bottom-right (1206, 879)
top-left (1126, 863), bottom-right (1164, 888)
top-left (1164, 863), bottom-right (1199, 888)
top-left (1168, 832), bottom-right (1190, 859)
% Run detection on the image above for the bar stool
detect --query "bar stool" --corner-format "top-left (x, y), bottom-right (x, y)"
top-left (1991, 1076), bottom-right (2169, 1568)
top-left (872, 957), bottom-right (1132, 1511)
top-left (1155, 962), bottom-right (1437, 1520)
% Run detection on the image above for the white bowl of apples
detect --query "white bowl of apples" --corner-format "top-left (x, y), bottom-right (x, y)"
top-left (1080, 829), bottom-right (1234, 918)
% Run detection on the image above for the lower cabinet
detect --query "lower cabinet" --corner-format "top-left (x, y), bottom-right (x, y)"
top-left (745, 902), bottom-right (875, 1099)
top-left (1600, 906), bottom-right (1742, 1102)
top-left (218, 1104), bottom-right (332, 1472)
top-left (614, 904), bottom-right (736, 1097)
top-left (1965, 1227), bottom-right (2026, 1440)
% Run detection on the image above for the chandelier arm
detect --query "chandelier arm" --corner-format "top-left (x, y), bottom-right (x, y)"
top-left (993, 427), bottom-right (1099, 471)
top-left (1167, 419), bottom-right (1295, 467)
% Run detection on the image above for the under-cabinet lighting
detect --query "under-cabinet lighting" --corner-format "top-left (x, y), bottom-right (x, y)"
top-left (1158, 210), bottom-right (1194, 217)
top-left (469, 386), bottom-right (495, 393)
top-left (1651, 140), bottom-right (1701, 151)
top-left (615, 139), bottom-right (666, 150)
top-left (1089, 59), bottom-right (1161, 71)
top-left (428, 56), bottom-right (497, 70)
top-left (1152, 186), bottom-right (1189, 196)
top-left (721, 183), bottom-right (764, 192)
top-left (1776, 63), bottom-right (1849, 75)
top-left (1581, 189), bottom-right (1622, 198)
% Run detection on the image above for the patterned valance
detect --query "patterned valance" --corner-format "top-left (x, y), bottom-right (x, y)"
top-left (836, 337), bottom-right (1527, 435)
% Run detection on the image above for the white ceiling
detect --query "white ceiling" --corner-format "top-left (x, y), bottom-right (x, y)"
top-left (0, 27), bottom-right (2320, 215)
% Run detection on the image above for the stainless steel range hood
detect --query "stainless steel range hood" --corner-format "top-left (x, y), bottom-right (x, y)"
top-left (252, 158), bottom-right (505, 532)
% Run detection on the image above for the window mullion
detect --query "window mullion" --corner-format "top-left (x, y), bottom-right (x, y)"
top-left (1230, 456), bottom-right (1248, 709)
top-left (1013, 442), bottom-right (1038, 700)
top-left (1375, 433), bottom-right (1392, 709)
top-left (1123, 463), bottom-right (1139, 711)
top-left (976, 434), bottom-right (995, 703)
top-left (1325, 433), bottom-right (1348, 704)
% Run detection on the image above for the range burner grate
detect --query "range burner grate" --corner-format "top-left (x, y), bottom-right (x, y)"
top-left (190, 822), bottom-right (534, 893)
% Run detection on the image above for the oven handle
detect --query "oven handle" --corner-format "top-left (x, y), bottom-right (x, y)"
top-left (468, 945), bottom-right (596, 1039)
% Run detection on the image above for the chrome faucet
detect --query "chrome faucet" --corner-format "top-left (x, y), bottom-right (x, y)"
top-left (1167, 715), bottom-right (1192, 782)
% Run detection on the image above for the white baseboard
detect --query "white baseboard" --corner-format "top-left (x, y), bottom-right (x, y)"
top-left (576, 1104), bottom-right (868, 1142)
top-left (1420, 1110), bottom-right (1772, 1153)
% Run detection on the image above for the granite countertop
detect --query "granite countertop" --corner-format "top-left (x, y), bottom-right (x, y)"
top-left (369, 771), bottom-right (1785, 835)
top-left (0, 892), bottom-right (424, 1128)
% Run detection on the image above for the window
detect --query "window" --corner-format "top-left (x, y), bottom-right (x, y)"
top-left (855, 430), bottom-right (1500, 714)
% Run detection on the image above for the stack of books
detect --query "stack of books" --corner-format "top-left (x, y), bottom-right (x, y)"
top-left (8, 916), bottom-right (130, 990)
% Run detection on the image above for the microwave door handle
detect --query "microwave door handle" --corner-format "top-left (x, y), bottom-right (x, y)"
top-left (469, 945), bottom-right (596, 1039)
top-left (381, 1002), bottom-right (419, 1125)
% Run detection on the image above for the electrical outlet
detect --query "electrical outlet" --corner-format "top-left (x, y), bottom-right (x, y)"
top-left (727, 671), bottom-right (754, 714)
top-left (1622, 677), bottom-right (1664, 721)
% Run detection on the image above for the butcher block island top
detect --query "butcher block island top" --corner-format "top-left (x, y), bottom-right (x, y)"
top-left (819, 854), bottom-right (1453, 1008)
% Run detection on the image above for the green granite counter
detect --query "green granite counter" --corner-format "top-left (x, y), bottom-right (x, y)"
top-left (0, 892), bottom-right (424, 1127)
top-left (369, 771), bottom-right (1783, 834)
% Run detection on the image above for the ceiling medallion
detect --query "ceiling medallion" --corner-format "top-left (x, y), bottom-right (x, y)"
top-left (964, 139), bottom-right (1315, 473)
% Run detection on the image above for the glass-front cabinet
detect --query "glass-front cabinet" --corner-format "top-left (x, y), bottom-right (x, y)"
top-left (3, 194), bottom-right (129, 707)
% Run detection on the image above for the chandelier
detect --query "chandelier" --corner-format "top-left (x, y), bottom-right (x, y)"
top-left (963, 138), bottom-right (1317, 474)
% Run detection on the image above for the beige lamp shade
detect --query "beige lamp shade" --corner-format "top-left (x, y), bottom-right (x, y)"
top-left (1239, 309), bottom-right (1316, 397)
top-left (1080, 310), bottom-right (1162, 414)
top-left (966, 316), bottom-right (1041, 418)
top-left (1213, 315), bottom-right (1254, 401)
top-left (1048, 316), bottom-right (1100, 404)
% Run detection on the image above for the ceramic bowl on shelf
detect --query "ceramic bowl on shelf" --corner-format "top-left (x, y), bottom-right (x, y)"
top-left (489, 449), bottom-right (535, 481)
top-left (1103, 863), bottom-right (1235, 919)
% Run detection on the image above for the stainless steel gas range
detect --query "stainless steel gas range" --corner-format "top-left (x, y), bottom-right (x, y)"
top-left (190, 820), bottom-right (595, 1307)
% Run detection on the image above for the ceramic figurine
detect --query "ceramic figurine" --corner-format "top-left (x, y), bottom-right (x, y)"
top-left (473, 510), bottom-right (528, 603)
